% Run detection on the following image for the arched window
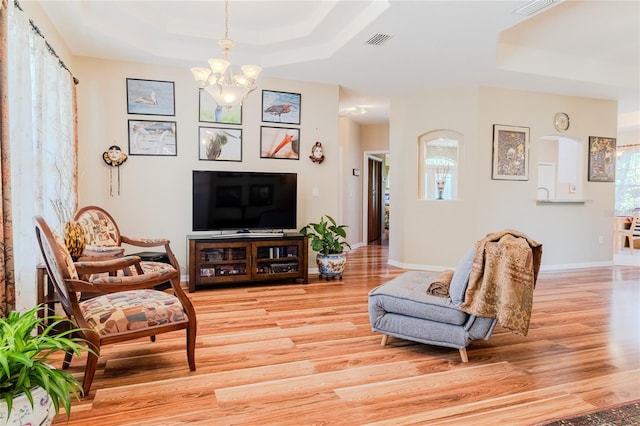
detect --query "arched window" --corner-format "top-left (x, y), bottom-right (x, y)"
top-left (418, 130), bottom-right (462, 200)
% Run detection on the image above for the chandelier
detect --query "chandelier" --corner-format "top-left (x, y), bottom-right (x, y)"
top-left (191, 0), bottom-right (261, 108)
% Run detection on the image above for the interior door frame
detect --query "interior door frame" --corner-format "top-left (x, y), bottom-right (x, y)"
top-left (362, 150), bottom-right (389, 245)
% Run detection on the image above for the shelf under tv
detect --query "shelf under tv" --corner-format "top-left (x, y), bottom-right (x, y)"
top-left (187, 234), bottom-right (308, 292)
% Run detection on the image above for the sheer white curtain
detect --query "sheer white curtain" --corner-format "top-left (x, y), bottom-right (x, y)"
top-left (8, 3), bottom-right (76, 309)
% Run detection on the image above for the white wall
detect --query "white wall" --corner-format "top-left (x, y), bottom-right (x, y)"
top-left (339, 117), bottom-right (363, 247)
top-left (73, 57), bottom-right (340, 278)
top-left (389, 86), bottom-right (618, 269)
top-left (362, 123), bottom-right (390, 152)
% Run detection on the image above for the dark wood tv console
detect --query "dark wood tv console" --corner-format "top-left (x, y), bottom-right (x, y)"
top-left (187, 234), bottom-right (308, 292)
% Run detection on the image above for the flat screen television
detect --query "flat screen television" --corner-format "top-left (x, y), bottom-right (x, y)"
top-left (193, 170), bottom-right (297, 232)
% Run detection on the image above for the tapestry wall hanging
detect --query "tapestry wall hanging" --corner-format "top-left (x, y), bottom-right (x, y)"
top-left (588, 136), bottom-right (616, 182)
top-left (492, 124), bottom-right (530, 181)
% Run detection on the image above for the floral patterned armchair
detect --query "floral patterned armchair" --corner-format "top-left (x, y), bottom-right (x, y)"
top-left (34, 216), bottom-right (197, 396)
top-left (74, 205), bottom-right (180, 275)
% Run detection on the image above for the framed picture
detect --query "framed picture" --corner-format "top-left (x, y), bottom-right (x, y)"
top-left (260, 126), bottom-right (300, 159)
top-left (199, 127), bottom-right (242, 162)
top-left (128, 120), bottom-right (177, 156)
top-left (199, 91), bottom-right (242, 125)
top-left (262, 90), bottom-right (301, 124)
top-left (491, 124), bottom-right (530, 180)
top-left (588, 136), bottom-right (616, 182)
top-left (126, 78), bottom-right (175, 116)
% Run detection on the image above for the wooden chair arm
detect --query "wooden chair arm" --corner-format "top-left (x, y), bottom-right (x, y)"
top-left (120, 236), bottom-right (181, 273)
top-left (66, 279), bottom-right (102, 293)
top-left (121, 236), bottom-right (170, 248)
top-left (88, 269), bottom-right (179, 292)
top-left (80, 245), bottom-right (125, 258)
top-left (75, 256), bottom-right (142, 275)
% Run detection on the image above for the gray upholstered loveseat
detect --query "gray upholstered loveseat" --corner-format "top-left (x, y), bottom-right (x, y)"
top-left (368, 248), bottom-right (496, 362)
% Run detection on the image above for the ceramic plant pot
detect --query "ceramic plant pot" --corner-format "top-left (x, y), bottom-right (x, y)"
top-left (316, 252), bottom-right (346, 281)
top-left (0, 386), bottom-right (55, 426)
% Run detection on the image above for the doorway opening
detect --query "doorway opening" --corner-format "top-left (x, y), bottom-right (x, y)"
top-left (363, 151), bottom-right (389, 245)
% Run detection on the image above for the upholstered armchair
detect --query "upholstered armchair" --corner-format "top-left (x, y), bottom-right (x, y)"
top-left (369, 230), bottom-right (542, 362)
top-left (34, 216), bottom-right (197, 396)
top-left (74, 205), bottom-right (179, 273)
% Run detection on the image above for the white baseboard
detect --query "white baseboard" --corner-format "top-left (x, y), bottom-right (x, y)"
top-left (388, 259), bottom-right (455, 271)
top-left (613, 251), bottom-right (640, 267)
top-left (388, 258), bottom-right (617, 272)
top-left (539, 261), bottom-right (613, 271)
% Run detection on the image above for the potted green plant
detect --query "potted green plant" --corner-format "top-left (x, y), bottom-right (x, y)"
top-left (300, 215), bottom-right (351, 280)
top-left (0, 306), bottom-right (89, 425)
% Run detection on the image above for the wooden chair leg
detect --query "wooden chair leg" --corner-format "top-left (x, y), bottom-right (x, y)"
top-left (187, 323), bottom-right (197, 371)
top-left (63, 350), bottom-right (73, 369)
top-left (380, 334), bottom-right (389, 346)
top-left (459, 347), bottom-right (469, 363)
top-left (82, 351), bottom-right (100, 397)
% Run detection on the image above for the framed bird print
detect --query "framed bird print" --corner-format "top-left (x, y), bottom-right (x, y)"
top-left (128, 120), bottom-right (177, 156)
top-left (262, 90), bottom-right (301, 124)
top-left (126, 78), bottom-right (175, 116)
top-left (260, 126), bottom-right (299, 159)
top-left (199, 126), bottom-right (242, 162)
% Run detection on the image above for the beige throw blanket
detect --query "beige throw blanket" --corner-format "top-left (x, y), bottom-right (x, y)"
top-left (426, 270), bottom-right (454, 297)
top-left (458, 230), bottom-right (542, 336)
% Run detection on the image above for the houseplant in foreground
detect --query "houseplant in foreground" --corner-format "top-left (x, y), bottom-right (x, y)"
top-left (300, 215), bottom-right (351, 280)
top-left (0, 306), bottom-right (89, 425)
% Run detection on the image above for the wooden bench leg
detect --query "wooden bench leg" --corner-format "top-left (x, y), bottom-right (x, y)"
top-left (459, 347), bottom-right (469, 363)
top-left (381, 334), bottom-right (389, 346)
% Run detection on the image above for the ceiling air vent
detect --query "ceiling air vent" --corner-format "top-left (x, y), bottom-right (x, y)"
top-left (364, 33), bottom-right (392, 46)
top-left (513, 0), bottom-right (558, 16)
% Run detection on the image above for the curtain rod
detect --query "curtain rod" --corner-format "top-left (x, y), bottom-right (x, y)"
top-left (13, 0), bottom-right (79, 85)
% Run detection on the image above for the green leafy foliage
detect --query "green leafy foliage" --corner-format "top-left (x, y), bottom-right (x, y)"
top-left (0, 306), bottom-right (91, 420)
top-left (299, 215), bottom-right (351, 255)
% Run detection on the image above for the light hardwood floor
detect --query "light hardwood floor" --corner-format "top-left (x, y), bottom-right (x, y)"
top-left (52, 242), bottom-right (640, 425)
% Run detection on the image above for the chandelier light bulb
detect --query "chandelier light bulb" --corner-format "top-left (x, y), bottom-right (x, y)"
top-left (191, 1), bottom-right (261, 108)
top-left (241, 64), bottom-right (262, 80)
top-left (208, 58), bottom-right (230, 75)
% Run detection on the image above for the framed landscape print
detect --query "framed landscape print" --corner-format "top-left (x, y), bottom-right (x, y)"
top-left (126, 78), bottom-right (175, 116)
top-left (491, 124), bottom-right (530, 180)
top-left (199, 91), bottom-right (242, 125)
top-left (262, 90), bottom-right (301, 124)
top-left (588, 136), bottom-right (616, 182)
top-left (199, 127), bottom-right (242, 162)
top-left (128, 120), bottom-right (177, 156)
top-left (260, 126), bottom-right (300, 159)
